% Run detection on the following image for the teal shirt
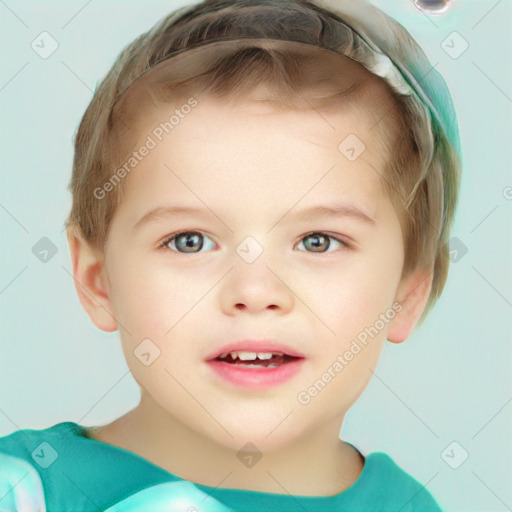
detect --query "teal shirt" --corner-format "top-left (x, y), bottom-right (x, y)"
top-left (0, 422), bottom-right (443, 511)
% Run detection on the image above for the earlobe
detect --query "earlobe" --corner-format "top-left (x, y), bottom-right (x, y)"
top-left (387, 268), bottom-right (433, 344)
top-left (66, 226), bottom-right (118, 333)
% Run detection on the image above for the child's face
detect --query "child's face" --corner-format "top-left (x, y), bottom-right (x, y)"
top-left (91, 89), bottom-right (424, 451)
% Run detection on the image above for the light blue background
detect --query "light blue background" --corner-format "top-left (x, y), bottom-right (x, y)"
top-left (1, 1), bottom-right (511, 511)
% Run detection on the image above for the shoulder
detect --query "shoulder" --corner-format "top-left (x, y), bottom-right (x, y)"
top-left (0, 422), bottom-right (78, 511)
top-left (0, 421), bottom-right (188, 511)
top-left (0, 421), bottom-right (78, 462)
top-left (358, 452), bottom-right (444, 511)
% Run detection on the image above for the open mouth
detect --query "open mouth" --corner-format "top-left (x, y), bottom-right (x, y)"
top-left (207, 348), bottom-right (305, 389)
top-left (215, 351), bottom-right (300, 368)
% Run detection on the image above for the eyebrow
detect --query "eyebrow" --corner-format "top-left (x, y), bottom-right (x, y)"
top-left (132, 202), bottom-right (376, 231)
top-left (133, 205), bottom-right (217, 231)
top-left (286, 203), bottom-right (376, 225)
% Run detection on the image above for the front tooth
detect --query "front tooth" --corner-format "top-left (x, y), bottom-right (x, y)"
top-left (256, 353), bottom-right (273, 360)
top-left (237, 351), bottom-right (258, 361)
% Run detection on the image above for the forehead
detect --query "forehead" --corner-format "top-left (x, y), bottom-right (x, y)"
top-left (117, 46), bottom-right (400, 157)
top-left (134, 71), bottom-right (396, 160)
top-left (111, 91), bottom-right (397, 232)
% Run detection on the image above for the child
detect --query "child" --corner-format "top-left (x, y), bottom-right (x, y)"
top-left (0, 0), bottom-right (461, 510)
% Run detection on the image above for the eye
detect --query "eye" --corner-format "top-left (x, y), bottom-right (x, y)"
top-left (159, 231), bottom-right (216, 253)
top-left (295, 232), bottom-right (349, 253)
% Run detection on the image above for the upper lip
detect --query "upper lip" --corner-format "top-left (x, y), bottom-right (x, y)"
top-left (206, 340), bottom-right (305, 361)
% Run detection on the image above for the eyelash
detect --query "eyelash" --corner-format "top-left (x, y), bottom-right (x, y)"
top-left (158, 231), bottom-right (351, 254)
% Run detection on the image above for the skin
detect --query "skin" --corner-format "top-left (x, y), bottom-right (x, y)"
top-left (67, 79), bottom-right (433, 497)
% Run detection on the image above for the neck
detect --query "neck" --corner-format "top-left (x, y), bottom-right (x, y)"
top-left (88, 393), bottom-right (364, 497)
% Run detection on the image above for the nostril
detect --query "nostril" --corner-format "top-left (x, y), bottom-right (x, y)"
top-left (233, 303), bottom-right (279, 311)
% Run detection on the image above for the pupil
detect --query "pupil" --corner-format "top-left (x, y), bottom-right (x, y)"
top-left (306, 233), bottom-right (329, 252)
top-left (177, 232), bottom-right (203, 252)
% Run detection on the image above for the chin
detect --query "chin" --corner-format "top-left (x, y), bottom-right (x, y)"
top-left (197, 414), bottom-right (304, 453)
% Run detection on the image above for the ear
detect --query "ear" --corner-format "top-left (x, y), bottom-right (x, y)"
top-left (387, 266), bottom-right (433, 344)
top-left (66, 226), bottom-right (118, 332)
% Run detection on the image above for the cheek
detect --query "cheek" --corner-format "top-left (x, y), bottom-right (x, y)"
top-left (106, 257), bottom-right (190, 339)
top-left (291, 251), bottom-right (402, 341)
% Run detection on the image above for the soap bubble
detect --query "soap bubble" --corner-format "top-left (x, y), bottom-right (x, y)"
top-left (414, 0), bottom-right (451, 15)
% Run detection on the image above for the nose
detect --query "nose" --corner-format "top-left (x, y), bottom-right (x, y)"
top-left (219, 256), bottom-right (295, 316)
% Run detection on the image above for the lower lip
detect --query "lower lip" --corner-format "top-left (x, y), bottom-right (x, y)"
top-left (206, 358), bottom-right (305, 390)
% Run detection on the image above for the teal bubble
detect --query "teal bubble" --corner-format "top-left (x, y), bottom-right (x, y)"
top-left (104, 481), bottom-right (233, 512)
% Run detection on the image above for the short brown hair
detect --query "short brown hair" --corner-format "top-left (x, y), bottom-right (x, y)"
top-left (66, 0), bottom-right (461, 321)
